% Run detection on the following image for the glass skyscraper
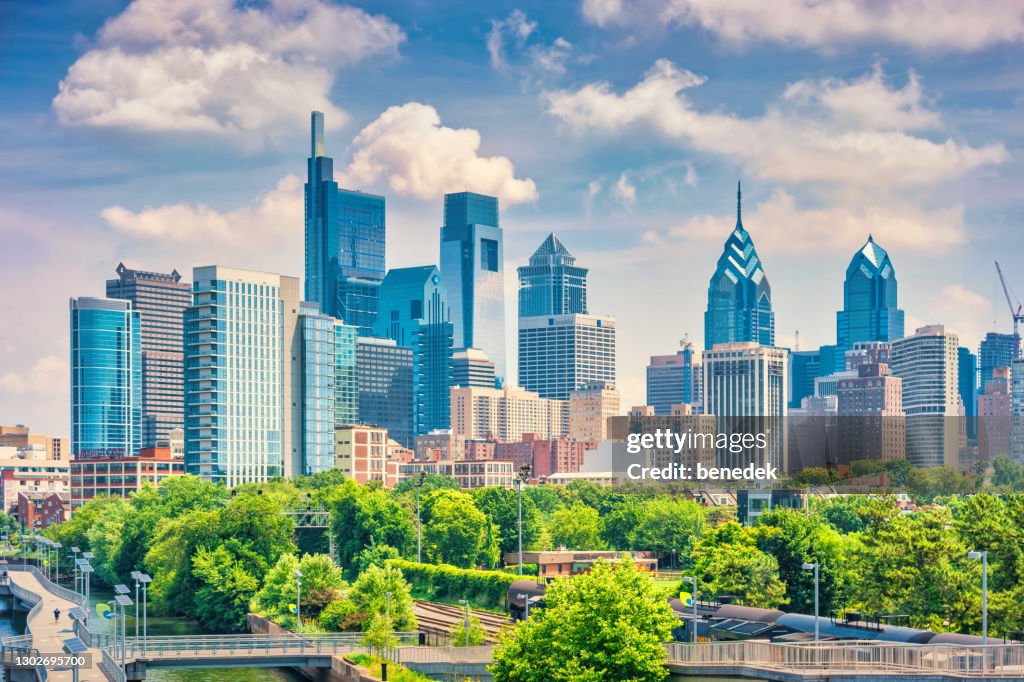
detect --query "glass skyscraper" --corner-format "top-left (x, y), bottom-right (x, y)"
top-left (704, 183), bottom-right (774, 349)
top-left (518, 314), bottom-right (616, 400)
top-left (373, 266), bottom-right (453, 436)
top-left (439, 191), bottom-right (506, 382)
top-left (517, 233), bottom-right (588, 317)
top-left (979, 331), bottom-right (1021, 394)
top-left (836, 235), bottom-right (904, 357)
top-left (70, 297), bottom-right (141, 459)
top-left (304, 111), bottom-right (385, 335)
top-left (299, 304), bottom-right (336, 475)
top-left (646, 343), bottom-right (697, 415)
top-left (106, 263), bottom-right (191, 448)
top-left (789, 349), bottom-right (821, 410)
top-left (356, 337), bottom-right (414, 448)
top-left (959, 346), bottom-right (978, 440)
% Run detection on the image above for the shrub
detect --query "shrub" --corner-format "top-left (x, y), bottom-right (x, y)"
top-left (388, 559), bottom-right (517, 609)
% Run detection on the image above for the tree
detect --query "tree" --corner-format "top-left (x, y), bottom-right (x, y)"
top-left (254, 553), bottom-right (346, 621)
top-left (473, 487), bottom-right (542, 556)
top-left (548, 503), bottom-right (603, 550)
top-left (348, 564), bottom-right (417, 631)
top-left (490, 558), bottom-right (677, 682)
top-left (602, 497), bottom-right (645, 550)
top-left (191, 545), bottom-right (260, 632)
top-left (631, 497), bottom-right (707, 566)
top-left (329, 480), bottom-right (414, 576)
top-left (813, 497), bottom-right (867, 534)
top-left (992, 456), bottom-right (1024, 490)
top-left (422, 489), bottom-right (498, 568)
top-left (361, 613), bottom-right (399, 656)
top-left (690, 522), bottom-right (787, 609)
top-left (524, 485), bottom-right (562, 515)
top-left (450, 615), bottom-right (488, 646)
top-left (319, 597), bottom-right (364, 632)
top-left (354, 542), bottom-right (401, 574)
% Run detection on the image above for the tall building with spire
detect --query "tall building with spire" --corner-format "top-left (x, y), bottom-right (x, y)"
top-left (517, 233), bottom-right (588, 317)
top-left (304, 111), bottom-right (385, 334)
top-left (836, 235), bottom-right (904, 360)
top-left (704, 183), bottom-right (774, 349)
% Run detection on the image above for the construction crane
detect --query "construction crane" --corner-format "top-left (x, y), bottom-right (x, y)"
top-left (994, 261), bottom-right (1023, 340)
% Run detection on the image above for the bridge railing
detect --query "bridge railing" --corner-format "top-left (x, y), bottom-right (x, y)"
top-left (99, 648), bottom-right (125, 682)
top-left (6, 563), bottom-right (86, 606)
top-left (396, 645), bottom-right (495, 665)
top-left (119, 632), bottom-right (421, 660)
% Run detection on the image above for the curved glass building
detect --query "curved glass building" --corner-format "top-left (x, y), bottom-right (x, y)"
top-left (70, 297), bottom-right (141, 459)
top-left (836, 235), bottom-right (904, 356)
top-left (704, 183), bottom-right (775, 349)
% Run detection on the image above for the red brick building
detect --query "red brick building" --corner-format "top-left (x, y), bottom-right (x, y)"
top-left (70, 445), bottom-right (185, 508)
top-left (18, 492), bottom-right (68, 530)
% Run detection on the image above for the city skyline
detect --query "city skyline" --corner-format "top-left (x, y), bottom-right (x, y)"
top-left (3, 0), bottom-right (1023, 436)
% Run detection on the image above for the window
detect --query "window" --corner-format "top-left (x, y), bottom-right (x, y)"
top-left (481, 238), bottom-right (499, 272)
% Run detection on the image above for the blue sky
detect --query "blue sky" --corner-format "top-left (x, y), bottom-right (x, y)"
top-left (1, 0), bottom-right (1023, 436)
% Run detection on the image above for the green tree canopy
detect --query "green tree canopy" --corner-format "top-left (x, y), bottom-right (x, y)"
top-left (690, 522), bottom-right (787, 609)
top-left (549, 503), bottom-right (603, 550)
top-left (422, 488), bottom-right (499, 568)
top-left (348, 563), bottom-right (417, 631)
top-left (473, 486), bottom-right (542, 556)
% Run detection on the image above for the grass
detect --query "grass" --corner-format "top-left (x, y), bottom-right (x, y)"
top-left (349, 653), bottom-right (434, 682)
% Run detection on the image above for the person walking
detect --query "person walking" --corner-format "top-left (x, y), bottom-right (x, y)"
top-left (53, 608), bottom-right (60, 622)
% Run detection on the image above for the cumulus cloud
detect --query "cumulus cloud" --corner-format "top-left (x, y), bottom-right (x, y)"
top-left (487, 10), bottom-right (579, 84)
top-left (931, 284), bottom-right (994, 348)
top-left (545, 60), bottom-right (1007, 188)
top-left (344, 103), bottom-right (538, 205)
top-left (53, 0), bottom-right (404, 138)
top-left (487, 9), bottom-right (538, 71)
top-left (613, 172), bottom-right (637, 204)
top-left (0, 355), bottom-right (69, 399)
top-left (583, 0), bottom-right (1024, 51)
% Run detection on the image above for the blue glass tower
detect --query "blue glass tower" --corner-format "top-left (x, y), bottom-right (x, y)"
top-left (704, 183), bottom-right (774, 349)
top-left (959, 346), bottom-right (978, 440)
top-left (836, 235), bottom-right (904, 358)
top-left (304, 111), bottom-right (385, 335)
top-left (70, 297), bottom-right (141, 458)
top-left (439, 192), bottom-right (506, 383)
top-left (517, 233), bottom-right (588, 317)
top-left (373, 266), bottom-right (453, 436)
top-left (979, 332), bottom-right (1021, 394)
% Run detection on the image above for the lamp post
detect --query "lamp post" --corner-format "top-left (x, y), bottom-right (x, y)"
top-left (71, 547), bottom-right (81, 594)
top-left (80, 564), bottom-right (93, 606)
top-left (386, 590), bottom-right (392, 619)
top-left (131, 572), bottom-right (141, 640)
top-left (458, 599), bottom-right (470, 647)
top-left (53, 542), bottom-right (61, 584)
top-left (415, 472), bottom-right (426, 563)
top-left (294, 569), bottom-right (303, 633)
top-left (682, 576), bottom-right (698, 644)
top-left (968, 551), bottom-right (988, 643)
top-left (802, 562), bottom-right (820, 643)
top-left (107, 600), bottom-right (120, 669)
top-left (516, 465), bottom-right (530, 575)
top-left (137, 573), bottom-right (151, 657)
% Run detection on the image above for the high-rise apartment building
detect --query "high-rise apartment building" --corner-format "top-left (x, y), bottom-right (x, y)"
top-left (374, 266), bottom-right (453, 436)
top-left (70, 297), bottom-right (141, 459)
top-left (356, 337), bottom-right (414, 448)
top-left (184, 266), bottom-right (302, 486)
top-left (450, 385), bottom-right (568, 442)
top-left (646, 341), bottom-right (700, 415)
top-left (890, 325), bottom-right (960, 468)
top-left (451, 348), bottom-right (496, 388)
top-left (704, 184), bottom-right (774, 349)
top-left (837, 363), bottom-right (904, 463)
top-left (845, 341), bottom-right (891, 372)
top-left (1011, 358), bottom-right (1024, 460)
top-left (518, 314), bottom-right (616, 400)
top-left (569, 380), bottom-right (619, 442)
top-left (440, 192), bottom-right (507, 381)
top-left (702, 342), bottom-right (788, 471)
top-left (979, 332), bottom-right (1021, 394)
top-left (517, 233), bottom-right (588, 317)
top-left (836, 236), bottom-right (904, 358)
top-left (304, 111), bottom-right (385, 334)
top-left (978, 366), bottom-right (1012, 462)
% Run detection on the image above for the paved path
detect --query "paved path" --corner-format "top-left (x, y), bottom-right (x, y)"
top-left (8, 570), bottom-right (107, 681)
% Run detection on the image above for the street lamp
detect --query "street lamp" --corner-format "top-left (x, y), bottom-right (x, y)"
top-left (294, 569), bottom-right (303, 633)
top-left (114, 594), bottom-right (133, 671)
top-left (968, 551), bottom-right (988, 643)
top-left (458, 599), bottom-right (470, 647)
top-left (682, 576), bottom-right (698, 644)
top-left (802, 562), bottom-right (820, 643)
top-left (415, 471), bottom-right (426, 563)
top-left (516, 464), bottom-right (530, 575)
top-left (385, 590), bottom-right (392, 619)
top-left (131, 572), bottom-right (141, 640)
top-left (80, 563), bottom-right (93, 606)
top-left (137, 573), bottom-right (151, 657)
top-left (52, 542), bottom-right (61, 584)
top-left (71, 547), bottom-right (81, 594)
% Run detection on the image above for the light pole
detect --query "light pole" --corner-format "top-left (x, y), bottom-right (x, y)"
top-left (802, 562), bottom-right (820, 643)
top-left (458, 599), bottom-right (470, 646)
top-left (294, 569), bottom-right (303, 633)
top-left (131, 572), bottom-right (141, 640)
top-left (107, 601), bottom-right (119, 669)
top-left (80, 563), bottom-right (93, 606)
top-left (516, 465), bottom-right (530, 575)
top-left (682, 576), bottom-right (698, 644)
top-left (386, 590), bottom-right (392, 620)
top-left (968, 551), bottom-right (988, 643)
top-left (71, 547), bottom-right (80, 594)
top-left (415, 471), bottom-right (426, 563)
top-left (53, 542), bottom-right (61, 584)
top-left (114, 585), bottom-right (130, 664)
top-left (137, 573), bottom-right (151, 657)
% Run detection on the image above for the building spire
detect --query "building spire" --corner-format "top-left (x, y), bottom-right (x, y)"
top-left (736, 180), bottom-right (742, 226)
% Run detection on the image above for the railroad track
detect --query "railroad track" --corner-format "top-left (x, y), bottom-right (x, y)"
top-left (414, 600), bottom-right (512, 643)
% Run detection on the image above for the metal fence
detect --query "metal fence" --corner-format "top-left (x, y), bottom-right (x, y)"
top-left (664, 640), bottom-right (1024, 676)
top-left (119, 632), bottom-right (421, 660)
top-left (396, 645), bottom-right (496, 665)
top-left (6, 564), bottom-right (86, 606)
top-left (99, 648), bottom-right (125, 682)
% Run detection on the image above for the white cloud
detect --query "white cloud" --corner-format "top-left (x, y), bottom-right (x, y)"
top-left (0, 355), bottom-right (69, 399)
top-left (931, 284), bottom-right (994, 349)
top-left (545, 60), bottom-right (1007, 188)
top-left (487, 9), bottom-right (538, 71)
top-left (683, 161), bottom-right (698, 187)
top-left (613, 172), bottom-right (637, 204)
top-left (53, 0), bottom-right (404, 138)
top-left (487, 10), bottom-right (579, 85)
top-left (344, 102), bottom-right (538, 205)
top-left (584, 0), bottom-right (1024, 51)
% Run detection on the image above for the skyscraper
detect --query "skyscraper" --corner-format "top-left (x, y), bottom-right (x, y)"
top-left (440, 191), bottom-right (507, 382)
top-left (978, 366), bottom-right (1012, 462)
top-left (518, 314), bottom-right (616, 400)
top-left (705, 183), bottom-right (774, 349)
top-left (106, 263), bottom-right (191, 448)
top-left (517, 233), bottom-right (588, 317)
top-left (70, 297), bottom-right (141, 459)
top-left (451, 348), bottom-right (496, 388)
top-left (789, 349), bottom-right (821, 410)
top-left (184, 266), bottom-right (302, 486)
top-left (1011, 358), bottom-right (1024, 460)
top-left (373, 266), bottom-right (453, 436)
top-left (979, 332), bottom-right (1021, 394)
top-left (836, 236), bottom-right (904, 357)
top-left (890, 325), bottom-right (960, 468)
top-left (646, 341), bottom-right (699, 415)
top-left (837, 363), bottom-right (904, 463)
top-left (356, 337), bottom-right (414, 448)
top-left (450, 385), bottom-right (568, 442)
top-left (304, 111), bottom-right (385, 334)
top-left (569, 380), bottom-right (620, 442)
top-left (958, 346), bottom-right (978, 440)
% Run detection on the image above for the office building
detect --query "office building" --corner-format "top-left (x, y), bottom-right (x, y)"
top-left (106, 263), bottom-right (191, 448)
top-left (395, 458), bottom-right (516, 489)
top-left (184, 266), bottom-right (302, 485)
top-left (979, 332), bottom-right (1021, 394)
top-left (1011, 358), bottom-right (1024, 460)
top-left (890, 325), bottom-right (960, 468)
top-left (518, 313), bottom-right (616, 400)
top-left (414, 431), bottom-right (466, 461)
top-left (568, 380), bottom-right (620, 442)
top-left (789, 349), bottom-right (821, 410)
top-left (702, 342), bottom-right (788, 471)
top-left (608, 405), bottom-right (718, 470)
top-left (373, 266), bottom-right (454, 436)
top-left (978, 366), bottom-right (1012, 462)
top-left (356, 337), bottom-right (414, 448)
top-left (958, 347), bottom-right (979, 440)
top-left (705, 183), bottom-right (774, 349)
top-left (70, 297), bottom-right (141, 459)
top-left (0, 426), bottom-right (63, 460)
top-left (845, 341), bottom-right (892, 372)
top-left (836, 236), bottom-right (904, 358)
top-left (335, 425), bottom-right (388, 485)
top-left (70, 445), bottom-right (185, 508)
top-left (440, 192), bottom-right (507, 381)
top-left (517, 233), bottom-right (588, 317)
top-left (304, 111), bottom-right (385, 334)
top-left (646, 341), bottom-right (700, 415)
top-left (451, 348), bottom-right (496, 388)
top-left (450, 385), bottom-right (568, 442)
top-left (837, 363), bottom-right (904, 463)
